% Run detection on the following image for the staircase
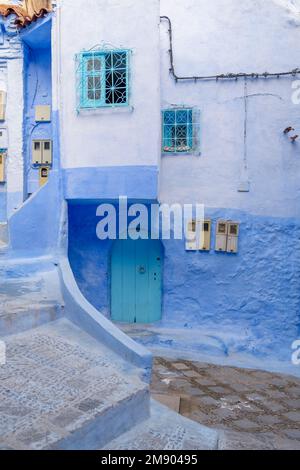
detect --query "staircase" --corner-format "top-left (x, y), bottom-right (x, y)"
top-left (0, 260), bottom-right (220, 450)
top-left (0, 260), bottom-right (64, 336)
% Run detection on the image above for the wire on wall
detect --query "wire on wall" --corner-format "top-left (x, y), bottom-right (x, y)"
top-left (160, 16), bottom-right (300, 82)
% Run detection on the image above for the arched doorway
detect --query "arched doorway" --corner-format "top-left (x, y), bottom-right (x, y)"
top-left (111, 238), bottom-right (163, 323)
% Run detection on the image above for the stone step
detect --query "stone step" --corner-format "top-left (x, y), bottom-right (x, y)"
top-left (0, 318), bottom-right (149, 450)
top-left (102, 399), bottom-right (219, 450)
top-left (0, 263), bottom-right (64, 336)
top-left (0, 304), bottom-right (63, 337)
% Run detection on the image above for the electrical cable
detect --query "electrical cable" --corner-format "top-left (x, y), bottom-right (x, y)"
top-left (160, 16), bottom-right (300, 82)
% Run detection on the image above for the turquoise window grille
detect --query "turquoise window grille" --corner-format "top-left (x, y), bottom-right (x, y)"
top-left (76, 48), bottom-right (130, 110)
top-left (162, 109), bottom-right (194, 154)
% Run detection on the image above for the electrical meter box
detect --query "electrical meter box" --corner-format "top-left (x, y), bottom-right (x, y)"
top-left (215, 220), bottom-right (228, 252)
top-left (35, 105), bottom-right (51, 122)
top-left (185, 220), bottom-right (197, 251)
top-left (42, 140), bottom-right (52, 165)
top-left (199, 219), bottom-right (211, 251)
top-left (0, 152), bottom-right (5, 182)
top-left (0, 91), bottom-right (7, 121)
top-left (227, 222), bottom-right (240, 254)
top-left (32, 140), bottom-right (52, 166)
top-left (39, 166), bottom-right (50, 187)
top-left (0, 128), bottom-right (8, 149)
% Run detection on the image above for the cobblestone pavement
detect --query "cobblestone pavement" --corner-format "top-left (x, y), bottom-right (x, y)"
top-left (151, 358), bottom-right (300, 450)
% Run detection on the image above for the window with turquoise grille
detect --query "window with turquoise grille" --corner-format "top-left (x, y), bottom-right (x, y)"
top-left (76, 49), bottom-right (130, 110)
top-left (162, 109), bottom-right (194, 154)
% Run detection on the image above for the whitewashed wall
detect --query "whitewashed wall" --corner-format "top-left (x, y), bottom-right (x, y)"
top-left (58, 0), bottom-right (161, 169)
top-left (159, 0), bottom-right (300, 218)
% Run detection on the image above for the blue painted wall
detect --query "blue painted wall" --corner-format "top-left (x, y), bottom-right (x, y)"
top-left (23, 19), bottom-right (53, 197)
top-left (68, 202), bottom-right (300, 363)
top-left (64, 166), bottom-right (158, 201)
top-left (162, 208), bottom-right (300, 362)
top-left (68, 201), bottom-right (156, 316)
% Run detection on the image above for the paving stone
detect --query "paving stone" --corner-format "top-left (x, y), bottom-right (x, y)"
top-left (152, 394), bottom-right (181, 413)
top-left (287, 386), bottom-right (300, 398)
top-left (172, 363), bottom-right (190, 371)
top-left (195, 378), bottom-right (217, 387)
top-left (285, 399), bottom-right (300, 409)
top-left (261, 400), bottom-right (286, 413)
top-left (212, 407), bottom-right (238, 421)
top-left (266, 390), bottom-right (288, 400)
top-left (282, 428), bottom-right (300, 440)
top-left (200, 396), bottom-right (220, 407)
top-left (209, 386), bottom-right (231, 395)
top-left (284, 411), bottom-right (300, 422)
top-left (232, 419), bottom-right (261, 432)
top-left (182, 370), bottom-right (202, 378)
top-left (229, 382), bottom-right (250, 393)
top-left (256, 414), bottom-right (282, 426)
top-left (246, 393), bottom-right (268, 403)
top-left (222, 395), bottom-right (241, 404)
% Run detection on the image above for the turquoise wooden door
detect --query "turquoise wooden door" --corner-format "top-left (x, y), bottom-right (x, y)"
top-left (111, 239), bottom-right (163, 323)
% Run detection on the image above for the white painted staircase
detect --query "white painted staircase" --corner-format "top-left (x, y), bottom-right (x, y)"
top-left (0, 260), bottom-right (219, 450)
top-left (0, 319), bottom-right (149, 450)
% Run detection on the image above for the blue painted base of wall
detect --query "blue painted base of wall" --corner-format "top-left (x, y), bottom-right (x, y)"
top-left (68, 203), bottom-right (300, 366)
top-left (64, 166), bottom-right (158, 201)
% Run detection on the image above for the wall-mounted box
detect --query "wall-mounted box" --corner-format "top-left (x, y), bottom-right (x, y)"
top-left (42, 140), bottom-right (52, 165)
top-left (199, 219), bottom-right (211, 251)
top-left (39, 166), bottom-right (50, 187)
top-left (35, 105), bottom-right (51, 122)
top-left (227, 222), bottom-right (240, 254)
top-left (0, 91), bottom-right (7, 121)
top-left (186, 220), bottom-right (197, 251)
top-left (32, 140), bottom-right (52, 166)
top-left (215, 220), bottom-right (228, 252)
top-left (0, 152), bottom-right (5, 182)
top-left (0, 127), bottom-right (8, 149)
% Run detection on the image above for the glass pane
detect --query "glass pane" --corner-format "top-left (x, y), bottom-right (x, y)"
top-left (87, 57), bottom-right (102, 72)
top-left (176, 110), bottom-right (188, 124)
top-left (164, 111), bottom-right (175, 125)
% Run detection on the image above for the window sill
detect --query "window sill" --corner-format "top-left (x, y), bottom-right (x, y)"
top-left (162, 151), bottom-right (201, 158)
top-left (77, 106), bottom-right (134, 116)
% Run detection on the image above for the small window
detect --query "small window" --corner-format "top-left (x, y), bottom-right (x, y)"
top-left (44, 141), bottom-right (50, 150)
top-left (162, 109), bottom-right (193, 154)
top-left (76, 49), bottom-right (130, 110)
top-left (34, 142), bottom-right (40, 150)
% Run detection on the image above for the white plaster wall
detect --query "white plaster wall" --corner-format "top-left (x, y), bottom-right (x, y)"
top-left (57, 0), bottom-right (161, 169)
top-left (159, 0), bottom-right (300, 218)
top-left (6, 57), bottom-right (24, 217)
